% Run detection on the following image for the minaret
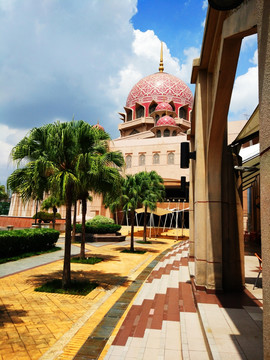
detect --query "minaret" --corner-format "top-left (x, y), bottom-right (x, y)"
top-left (159, 41), bottom-right (164, 72)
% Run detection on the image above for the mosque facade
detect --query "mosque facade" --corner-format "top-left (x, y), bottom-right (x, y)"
top-left (9, 46), bottom-right (193, 222)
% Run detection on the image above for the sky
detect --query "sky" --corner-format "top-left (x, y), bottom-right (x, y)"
top-left (0, 0), bottom-right (258, 185)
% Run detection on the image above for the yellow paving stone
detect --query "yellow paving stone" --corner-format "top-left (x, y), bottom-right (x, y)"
top-left (1, 238), bottom-right (178, 360)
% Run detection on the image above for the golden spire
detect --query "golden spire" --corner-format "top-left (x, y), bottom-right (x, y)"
top-left (159, 41), bottom-right (164, 72)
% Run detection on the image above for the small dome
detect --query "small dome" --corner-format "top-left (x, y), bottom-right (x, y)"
top-left (155, 102), bottom-right (173, 111)
top-left (156, 115), bottom-right (177, 126)
top-left (93, 123), bottom-right (105, 131)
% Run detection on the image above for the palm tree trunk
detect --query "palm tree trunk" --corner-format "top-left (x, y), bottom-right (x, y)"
top-left (52, 206), bottom-right (57, 229)
top-left (143, 205), bottom-right (147, 242)
top-left (72, 201), bottom-right (77, 243)
top-left (80, 197), bottom-right (87, 259)
top-left (130, 209), bottom-right (135, 252)
top-left (35, 200), bottom-right (39, 225)
top-left (63, 190), bottom-right (72, 288)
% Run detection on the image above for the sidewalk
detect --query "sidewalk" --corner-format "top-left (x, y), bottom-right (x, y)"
top-left (0, 238), bottom-right (263, 360)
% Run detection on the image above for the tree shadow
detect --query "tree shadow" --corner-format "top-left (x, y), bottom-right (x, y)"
top-left (28, 269), bottom-right (130, 291)
top-left (0, 304), bottom-right (27, 327)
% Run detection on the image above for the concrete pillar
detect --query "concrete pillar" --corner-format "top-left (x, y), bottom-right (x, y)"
top-left (256, 0), bottom-right (270, 357)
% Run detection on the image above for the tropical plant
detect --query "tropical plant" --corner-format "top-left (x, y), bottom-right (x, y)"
top-left (120, 174), bottom-right (143, 252)
top-left (74, 123), bottom-right (124, 259)
top-left (8, 120), bottom-right (123, 287)
top-left (139, 171), bottom-right (165, 242)
top-left (0, 185), bottom-right (8, 201)
top-left (41, 196), bottom-right (64, 229)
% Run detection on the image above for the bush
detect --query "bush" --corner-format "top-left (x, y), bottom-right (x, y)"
top-left (33, 211), bottom-right (61, 223)
top-left (88, 215), bottom-right (114, 225)
top-left (0, 229), bottom-right (60, 258)
top-left (75, 223), bottom-right (121, 234)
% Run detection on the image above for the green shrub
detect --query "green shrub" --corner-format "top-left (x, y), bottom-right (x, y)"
top-left (75, 223), bottom-right (121, 234)
top-left (33, 211), bottom-right (61, 223)
top-left (0, 229), bottom-right (60, 258)
top-left (88, 215), bottom-right (114, 225)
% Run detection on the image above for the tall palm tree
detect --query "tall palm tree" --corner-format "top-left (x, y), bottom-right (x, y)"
top-left (75, 124), bottom-right (124, 259)
top-left (139, 171), bottom-right (165, 242)
top-left (121, 174), bottom-right (143, 252)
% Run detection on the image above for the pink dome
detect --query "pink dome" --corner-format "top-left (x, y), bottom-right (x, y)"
top-left (126, 72), bottom-right (193, 108)
top-left (156, 115), bottom-right (177, 126)
top-left (155, 102), bottom-right (173, 111)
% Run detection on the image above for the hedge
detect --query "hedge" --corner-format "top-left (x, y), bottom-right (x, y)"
top-left (33, 211), bottom-right (61, 223)
top-left (75, 223), bottom-right (121, 234)
top-left (89, 215), bottom-right (114, 225)
top-left (0, 229), bottom-right (60, 258)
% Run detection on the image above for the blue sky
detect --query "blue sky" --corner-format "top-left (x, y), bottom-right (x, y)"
top-left (0, 0), bottom-right (258, 185)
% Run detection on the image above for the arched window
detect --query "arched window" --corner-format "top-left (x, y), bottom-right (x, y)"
top-left (139, 154), bottom-right (145, 166)
top-left (155, 115), bottom-right (159, 123)
top-left (136, 104), bottom-right (145, 118)
top-left (126, 108), bottom-right (132, 121)
top-left (172, 130), bottom-right (177, 136)
top-left (179, 107), bottom-right (187, 120)
top-left (168, 152), bottom-right (175, 164)
top-left (164, 128), bottom-right (170, 137)
top-left (153, 153), bottom-right (160, 164)
top-left (156, 130), bottom-right (161, 138)
top-left (149, 102), bottom-right (157, 114)
top-left (126, 155), bottom-right (132, 168)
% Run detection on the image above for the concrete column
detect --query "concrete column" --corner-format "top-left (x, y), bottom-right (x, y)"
top-left (193, 70), bottom-right (208, 288)
top-left (256, 0), bottom-right (270, 357)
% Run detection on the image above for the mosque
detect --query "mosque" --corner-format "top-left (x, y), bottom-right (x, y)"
top-left (7, 44), bottom-right (243, 228)
top-left (8, 44), bottom-right (193, 224)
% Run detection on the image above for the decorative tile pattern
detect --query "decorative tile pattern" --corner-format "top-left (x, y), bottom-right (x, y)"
top-left (126, 73), bottom-right (193, 108)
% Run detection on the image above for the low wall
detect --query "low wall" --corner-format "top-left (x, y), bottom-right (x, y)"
top-left (0, 216), bottom-right (66, 230)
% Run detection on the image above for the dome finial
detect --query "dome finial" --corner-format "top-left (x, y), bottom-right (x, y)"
top-left (159, 41), bottom-right (164, 73)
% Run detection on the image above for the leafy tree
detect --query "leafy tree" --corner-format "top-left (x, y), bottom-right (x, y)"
top-left (41, 196), bottom-right (64, 229)
top-left (139, 171), bottom-right (165, 242)
top-left (0, 185), bottom-right (8, 201)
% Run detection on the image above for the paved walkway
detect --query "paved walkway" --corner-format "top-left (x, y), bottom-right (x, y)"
top-left (0, 237), bottom-right (263, 360)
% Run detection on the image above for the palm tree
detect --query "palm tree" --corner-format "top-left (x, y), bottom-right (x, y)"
top-left (139, 171), bottom-right (165, 242)
top-left (41, 195), bottom-right (64, 229)
top-left (72, 122), bottom-right (124, 259)
top-left (0, 185), bottom-right (8, 201)
top-left (121, 174), bottom-right (143, 252)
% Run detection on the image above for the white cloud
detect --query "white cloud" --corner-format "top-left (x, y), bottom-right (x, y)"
top-left (250, 49), bottom-right (258, 65)
top-left (229, 66), bottom-right (258, 121)
top-left (104, 29), bottom-right (198, 127)
top-left (241, 34), bottom-right (257, 52)
top-left (0, 125), bottom-right (29, 184)
top-left (202, 0), bottom-right (208, 10)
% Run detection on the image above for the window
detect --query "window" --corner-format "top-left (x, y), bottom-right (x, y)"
top-left (168, 152), bottom-right (174, 164)
top-left (156, 130), bottom-right (161, 137)
top-left (126, 155), bottom-right (132, 168)
top-left (149, 102), bottom-right (157, 114)
top-left (155, 115), bottom-right (159, 123)
top-left (139, 154), bottom-right (145, 166)
top-left (126, 109), bottom-right (132, 121)
top-left (179, 107), bottom-right (187, 120)
top-left (153, 153), bottom-right (160, 164)
top-left (164, 128), bottom-right (170, 137)
top-left (136, 104), bottom-right (145, 118)
top-left (172, 130), bottom-right (177, 136)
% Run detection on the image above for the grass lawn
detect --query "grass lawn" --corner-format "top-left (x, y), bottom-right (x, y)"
top-left (70, 256), bottom-right (103, 265)
top-left (0, 246), bottom-right (62, 264)
top-left (136, 240), bottom-right (152, 244)
top-left (120, 249), bottom-right (146, 254)
top-left (35, 279), bottom-right (98, 296)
